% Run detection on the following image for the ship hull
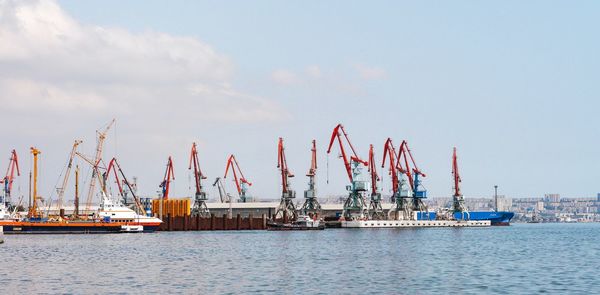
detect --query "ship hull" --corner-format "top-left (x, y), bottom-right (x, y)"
top-left (417, 211), bottom-right (515, 225)
top-left (0, 221), bottom-right (161, 234)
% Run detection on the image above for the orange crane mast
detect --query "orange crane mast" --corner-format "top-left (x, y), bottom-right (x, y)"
top-left (275, 137), bottom-right (297, 221)
top-left (452, 147), bottom-right (468, 218)
top-left (29, 147), bottom-right (41, 219)
top-left (300, 140), bottom-right (321, 217)
top-left (159, 156), bottom-right (175, 200)
top-left (224, 154), bottom-right (251, 202)
top-left (368, 144), bottom-right (384, 219)
top-left (189, 143), bottom-right (209, 217)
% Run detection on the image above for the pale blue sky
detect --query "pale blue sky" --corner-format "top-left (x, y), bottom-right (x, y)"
top-left (1, 1), bottom-right (598, 202)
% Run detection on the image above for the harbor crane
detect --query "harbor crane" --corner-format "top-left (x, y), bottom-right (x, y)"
top-left (300, 140), bottom-right (321, 217)
top-left (56, 140), bottom-right (82, 211)
top-left (368, 144), bottom-right (384, 219)
top-left (213, 177), bottom-right (233, 218)
top-left (159, 156), bottom-right (175, 200)
top-left (105, 157), bottom-right (145, 215)
top-left (224, 154), bottom-right (252, 203)
top-left (1, 149), bottom-right (20, 208)
top-left (79, 119), bottom-right (115, 215)
top-left (382, 138), bottom-right (412, 220)
top-left (396, 140), bottom-right (428, 213)
top-left (275, 137), bottom-right (297, 221)
top-left (452, 147), bottom-right (468, 219)
top-left (29, 147), bottom-right (41, 219)
top-left (189, 143), bottom-right (210, 217)
top-left (326, 123), bottom-right (369, 220)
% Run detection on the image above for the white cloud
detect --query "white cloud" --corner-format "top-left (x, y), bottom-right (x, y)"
top-left (353, 63), bottom-right (387, 80)
top-left (271, 69), bottom-right (300, 85)
top-left (0, 0), bottom-right (287, 123)
top-left (305, 65), bottom-right (322, 79)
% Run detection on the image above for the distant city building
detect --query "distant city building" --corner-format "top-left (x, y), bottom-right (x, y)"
top-left (597, 193), bottom-right (600, 202)
top-left (545, 194), bottom-right (560, 203)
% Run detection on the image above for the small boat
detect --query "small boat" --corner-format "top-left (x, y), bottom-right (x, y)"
top-left (267, 215), bottom-right (325, 231)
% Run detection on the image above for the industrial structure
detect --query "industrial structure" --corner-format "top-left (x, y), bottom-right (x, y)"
top-left (367, 144), bottom-right (384, 219)
top-left (224, 154), bottom-right (252, 202)
top-left (189, 143), bottom-right (210, 217)
top-left (326, 124), bottom-right (369, 220)
top-left (274, 137), bottom-right (296, 220)
top-left (300, 140), bottom-right (321, 217)
top-left (452, 147), bottom-right (468, 219)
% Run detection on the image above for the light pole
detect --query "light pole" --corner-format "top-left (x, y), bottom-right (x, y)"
top-left (494, 185), bottom-right (498, 212)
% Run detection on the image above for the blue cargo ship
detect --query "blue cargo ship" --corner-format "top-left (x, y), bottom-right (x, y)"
top-left (417, 211), bottom-right (514, 226)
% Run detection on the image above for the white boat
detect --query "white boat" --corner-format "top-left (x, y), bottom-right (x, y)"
top-left (267, 214), bottom-right (325, 230)
top-left (96, 192), bottom-right (162, 232)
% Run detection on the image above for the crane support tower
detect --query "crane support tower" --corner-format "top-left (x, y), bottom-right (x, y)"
top-left (105, 158), bottom-right (145, 215)
top-left (327, 124), bottom-right (369, 221)
top-left (275, 137), bottom-right (297, 221)
top-left (300, 140), bottom-right (321, 217)
top-left (368, 144), bottom-right (384, 220)
top-left (1, 149), bottom-right (20, 211)
top-left (224, 154), bottom-right (252, 202)
top-left (383, 138), bottom-right (412, 220)
top-left (452, 147), bottom-right (469, 219)
top-left (189, 143), bottom-right (210, 217)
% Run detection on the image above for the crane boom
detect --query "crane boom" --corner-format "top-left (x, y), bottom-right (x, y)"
top-left (275, 137), bottom-right (297, 221)
top-left (224, 154), bottom-right (251, 202)
top-left (326, 124), bottom-right (367, 182)
top-left (108, 158), bottom-right (145, 215)
top-left (277, 137), bottom-right (294, 194)
top-left (381, 138), bottom-right (399, 194)
top-left (160, 156), bottom-right (175, 200)
top-left (84, 119), bottom-right (115, 214)
top-left (368, 144), bottom-right (379, 196)
top-left (2, 149), bottom-right (20, 205)
top-left (56, 140), bottom-right (82, 210)
top-left (452, 147), bottom-right (461, 197)
top-left (188, 142), bottom-right (207, 197)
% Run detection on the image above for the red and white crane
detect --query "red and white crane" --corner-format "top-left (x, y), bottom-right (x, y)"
top-left (300, 140), bottom-right (321, 216)
top-left (367, 144), bottom-right (384, 219)
top-left (159, 156), bottom-right (175, 200)
top-left (1, 149), bottom-right (20, 210)
top-left (189, 142), bottom-right (209, 217)
top-left (224, 154), bottom-right (251, 202)
top-left (326, 123), bottom-right (369, 220)
top-left (275, 137), bottom-right (297, 221)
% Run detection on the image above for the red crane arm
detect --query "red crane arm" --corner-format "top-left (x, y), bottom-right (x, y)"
top-left (381, 138), bottom-right (399, 194)
top-left (224, 154), bottom-right (251, 196)
top-left (326, 124), bottom-right (367, 182)
top-left (307, 140), bottom-right (317, 177)
top-left (2, 149), bottom-right (20, 194)
top-left (277, 137), bottom-right (294, 194)
top-left (452, 147), bottom-right (461, 197)
top-left (396, 141), bottom-right (415, 190)
top-left (161, 156), bottom-right (175, 199)
top-left (368, 144), bottom-right (379, 195)
top-left (404, 142), bottom-right (426, 177)
top-left (106, 158), bottom-right (123, 195)
top-left (188, 143), bottom-right (206, 195)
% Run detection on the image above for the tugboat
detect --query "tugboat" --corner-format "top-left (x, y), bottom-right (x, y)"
top-left (267, 215), bottom-right (325, 231)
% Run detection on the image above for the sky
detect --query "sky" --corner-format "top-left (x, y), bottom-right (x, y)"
top-left (0, 0), bottom-right (599, 205)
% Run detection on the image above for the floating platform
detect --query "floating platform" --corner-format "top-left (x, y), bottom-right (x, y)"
top-left (341, 219), bottom-right (491, 228)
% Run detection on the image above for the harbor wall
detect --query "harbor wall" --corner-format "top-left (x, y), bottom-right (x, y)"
top-left (158, 214), bottom-right (268, 231)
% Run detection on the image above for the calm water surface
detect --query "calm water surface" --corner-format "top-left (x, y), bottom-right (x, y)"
top-left (1, 223), bottom-right (599, 294)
